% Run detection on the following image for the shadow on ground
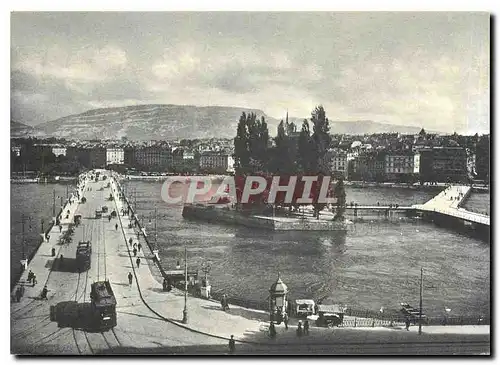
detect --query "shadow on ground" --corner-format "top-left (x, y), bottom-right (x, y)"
top-left (45, 258), bottom-right (81, 273)
top-left (49, 301), bottom-right (112, 332)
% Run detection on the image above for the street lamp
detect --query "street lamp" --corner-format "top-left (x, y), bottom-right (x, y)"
top-left (182, 247), bottom-right (188, 323)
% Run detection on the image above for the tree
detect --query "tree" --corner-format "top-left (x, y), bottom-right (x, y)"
top-left (297, 119), bottom-right (312, 173)
top-left (234, 112), bottom-right (250, 174)
top-left (310, 105), bottom-right (331, 175)
top-left (333, 178), bottom-right (346, 221)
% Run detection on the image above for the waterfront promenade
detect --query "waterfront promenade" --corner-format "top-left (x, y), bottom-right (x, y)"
top-left (10, 170), bottom-right (490, 355)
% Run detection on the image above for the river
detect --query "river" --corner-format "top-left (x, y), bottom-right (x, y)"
top-left (11, 182), bottom-right (490, 317)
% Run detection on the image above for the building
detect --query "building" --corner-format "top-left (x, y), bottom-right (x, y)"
top-left (89, 147), bottom-right (107, 169)
top-left (199, 151), bottom-right (234, 173)
top-left (419, 147), bottom-right (467, 183)
top-left (348, 151), bottom-right (385, 182)
top-left (11, 146), bottom-right (21, 157)
top-left (51, 145), bottom-right (66, 157)
top-left (325, 149), bottom-right (347, 179)
top-left (134, 146), bottom-right (172, 170)
top-left (106, 148), bottom-right (125, 165)
top-left (384, 151), bottom-right (419, 182)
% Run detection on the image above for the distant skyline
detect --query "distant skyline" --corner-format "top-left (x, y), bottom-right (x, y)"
top-left (11, 12), bottom-right (489, 134)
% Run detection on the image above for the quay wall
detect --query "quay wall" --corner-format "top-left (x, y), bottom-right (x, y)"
top-left (182, 205), bottom-right (348, 231)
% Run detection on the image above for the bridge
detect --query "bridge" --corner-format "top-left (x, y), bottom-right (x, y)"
top-left (412, 185), bottom-right (490, 226)
top-left (10, 171), bottom-right (490, 355)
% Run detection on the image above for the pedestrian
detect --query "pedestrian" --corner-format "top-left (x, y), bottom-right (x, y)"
top-left (133, 248), bottom-right (137, 257)
top-left (136, 257), bottom-right (140, 268)
top-left (405, 317), bottom-right (411, 331)
top-left (27, 270), bottom-right (33, 284)
top-left (32, 274), bottom-right (37, 287)
top-left (15, 287), bottom-right (22, 302)
top-left (228, 335), bottom-right (235, 354)
top-left (269, 322), bottom-right (277, 338)
top-left (138, 243), bottom-right (142, 252)
top-left (304, 319), bottom-right (310, 335)
top-left (59, 225), bottom-right (62, 232)
top-left (129, 238), bottom-right (133, 246)
top-left (115, 223), bottom-right (118, 231)
top-left (133, 242), bottom-right (137, 250)
top-left (128, 272), bottom-right (133, 285)
top-left (40, 285), bottom-right (48, 300)
top-left (296, 321), bottom-right (303, 337)
top-left (163, 278), bottom-right (168, 291)
top-left (283, 312), bottom-right (289, 330)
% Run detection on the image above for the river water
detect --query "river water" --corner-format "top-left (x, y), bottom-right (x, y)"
top-left (11, 182), bottom-right (490, 317)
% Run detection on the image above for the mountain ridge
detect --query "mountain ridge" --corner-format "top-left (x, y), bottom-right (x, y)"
top-left (13, 104), bottom-right (440, 140)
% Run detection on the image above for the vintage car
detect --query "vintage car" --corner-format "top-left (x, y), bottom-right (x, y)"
top-left (400, 303), bottom-right (427, 324)
top-left (294, 299), bottom-right (316, 317)
top-left (307, 304), bottom-right (347, 328)
top-left (73, 214), bottom-right (82, 226)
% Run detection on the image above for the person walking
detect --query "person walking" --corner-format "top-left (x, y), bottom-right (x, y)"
top-left (405, 317), bottom-right (411, 331)
top-left (27, 270), bottom-right (33, 284)
top-left (128, 272), bottom-right (133, 285)
top-left (32, 274), bottom-right (37, 287)
top-left (283, 312), bottom-right (289, 330)
top-left (269, 322), bottom-right (277, 338)
top-left (228, 335), bottom-right (235, 354)
top-left (115, 223), bottom-right (118, 231)
top-left (296, 321), bottom-right (303, 337)
top-left (40, 285), bottom-right (48, 300)
top-left (129, 238), bottom-right (133, 246)
top-left (138, 243), bottom-right (142, 252)
top-left (136, 257), bottom-right (141, 268)
top-left (304, 319), bottom-right (310, 335)
top-left (15, 287), bottom-right (22, 302)
top-left (133, 248), bottom-right (137, 257)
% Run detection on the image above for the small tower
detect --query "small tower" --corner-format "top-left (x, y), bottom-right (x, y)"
top-left (269, 272), bottom-right (289, 324)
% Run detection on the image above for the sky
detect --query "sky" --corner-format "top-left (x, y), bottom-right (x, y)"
top-left (10, 12), bottom-right (490, 134)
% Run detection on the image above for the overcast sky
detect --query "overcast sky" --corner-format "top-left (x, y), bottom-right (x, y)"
top-left (11, 12), bottom-right (489, 133)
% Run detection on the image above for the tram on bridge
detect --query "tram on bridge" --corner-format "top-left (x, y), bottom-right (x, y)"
top-left (89, 281), bottom-right (117, 331)
top-left (76, 241), bottom-right (91, 272)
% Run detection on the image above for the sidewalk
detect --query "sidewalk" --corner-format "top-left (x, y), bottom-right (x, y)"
top-left (11, 179), bottom-right (87, 301)
top-left (110, 177), bottom-right (491, 347)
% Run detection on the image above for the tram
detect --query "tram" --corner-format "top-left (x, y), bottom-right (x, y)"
top-left (76, 241), bottom-right (91, 272)
top-left (89, 281), bottom-right (117, 330)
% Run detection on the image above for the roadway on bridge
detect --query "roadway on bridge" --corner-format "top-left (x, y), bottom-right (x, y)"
top-left (11, 173), bottom-right (224, 355)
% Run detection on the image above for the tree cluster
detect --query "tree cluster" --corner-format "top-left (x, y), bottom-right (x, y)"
top-left (233, 106), bottom-right (346, 220)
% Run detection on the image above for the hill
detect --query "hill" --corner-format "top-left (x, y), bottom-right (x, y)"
top-left (32, 104), bottom-right (279, 140)
top-left (14, 104), bottom-right (438, 140)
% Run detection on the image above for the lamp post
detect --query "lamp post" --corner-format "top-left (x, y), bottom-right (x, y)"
top-left (182, 247), bottom-right (188, 323)
top-left (419, 267), bottom-right (423, 335)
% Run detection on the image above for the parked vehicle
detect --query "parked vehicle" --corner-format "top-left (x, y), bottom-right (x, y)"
top-left (307, 304), bottom-right (347, 328)
top-left (73, 214), bottom-right (82, 226)
top-left (400, 302), bottom-right (427, 324)
top-left (294, 299), bottom-right (316, 317)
